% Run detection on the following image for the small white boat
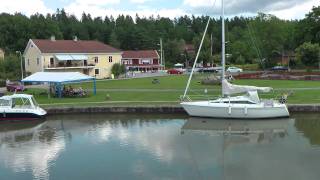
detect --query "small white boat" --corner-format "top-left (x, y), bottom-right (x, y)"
top-left (181, 0), bottom-right (289, 119)
top-left (0, 94), bottom-right (47, 120)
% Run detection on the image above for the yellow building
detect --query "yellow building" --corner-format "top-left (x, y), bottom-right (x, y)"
top-left (23, 37), bottom-right (122, 79)
top-left (0, 48), bottom-right (4, 60)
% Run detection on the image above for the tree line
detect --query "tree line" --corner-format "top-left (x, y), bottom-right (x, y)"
top-left (0, 6), bottom-right (319, 75)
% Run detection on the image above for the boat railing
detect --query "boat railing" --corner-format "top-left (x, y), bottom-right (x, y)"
top-left (12, 105), bottom-right (35, 109)
top-left (180, 95), bottom-right (220, 102)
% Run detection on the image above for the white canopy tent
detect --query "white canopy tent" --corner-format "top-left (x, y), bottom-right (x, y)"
top-left (22, 72), bottom-right (96, 98)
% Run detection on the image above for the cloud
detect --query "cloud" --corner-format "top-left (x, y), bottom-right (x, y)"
top-left (64, 2), bottom-right (187, 19)
top-left (183, 0), bottom-right (317, 19)
top-left (0, 0), bottom-right (53, 16)
top-left (0, 0), bottom-right (318, 20)
top-left (130, 0), bottom-right (152, 4)
top-left (73, 0), bottom-right (120, 6)
top-left (268, 0), bottom-right (320, 20)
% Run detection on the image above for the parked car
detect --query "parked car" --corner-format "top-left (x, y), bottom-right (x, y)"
top-left (271, 66), bottom-right (289, 71)
top-left (167, 69), bottom-right (183, 74)
top-left (227, 66), bottom-right (243, 73)
top-left (6, 82), bottom-right (25, 92)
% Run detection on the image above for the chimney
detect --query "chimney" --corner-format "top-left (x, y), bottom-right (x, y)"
top-left (50, 35), bottom-right (56, 41)
top-left (73, 36), bottom-right (78, 42)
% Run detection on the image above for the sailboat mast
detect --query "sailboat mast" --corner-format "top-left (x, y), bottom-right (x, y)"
top-left (221, 0), bottom-right (226, 97)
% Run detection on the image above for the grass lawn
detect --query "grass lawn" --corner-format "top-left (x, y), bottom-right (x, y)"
top-left (18, 74), bottom-right (320, 107)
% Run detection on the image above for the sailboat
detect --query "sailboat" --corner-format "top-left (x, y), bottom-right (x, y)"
top-left (180, 0), bottom-right (289, 119)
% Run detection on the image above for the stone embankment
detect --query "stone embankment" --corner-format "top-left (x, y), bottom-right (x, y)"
top-left (45, 104), bottom-right (319, 115)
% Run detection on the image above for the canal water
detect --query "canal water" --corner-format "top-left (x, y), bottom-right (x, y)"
top-left (0, 113), bottom-right (320, 180)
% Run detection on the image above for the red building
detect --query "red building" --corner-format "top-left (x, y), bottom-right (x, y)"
top-left (121, 50), bottom-right (162, 72)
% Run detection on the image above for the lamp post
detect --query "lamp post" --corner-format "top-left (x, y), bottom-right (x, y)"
top-left (15, 51), bottom-right (23, 80)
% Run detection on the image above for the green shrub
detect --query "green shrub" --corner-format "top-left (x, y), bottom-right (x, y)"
top-left (111, 63), bottom-right (126, 78)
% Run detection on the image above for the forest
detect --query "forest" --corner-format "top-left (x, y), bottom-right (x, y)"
top-left (0, 6), bottom-right (319, 79)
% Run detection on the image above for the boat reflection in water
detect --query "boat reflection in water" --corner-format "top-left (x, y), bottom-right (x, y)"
top-left (181, 117), bottom-right (291, 145)
top-left (0, 120), bottom-right (65, 180)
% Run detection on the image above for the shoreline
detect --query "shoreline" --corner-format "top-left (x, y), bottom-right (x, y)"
top-left (44, 104), bottom-right (320, 115)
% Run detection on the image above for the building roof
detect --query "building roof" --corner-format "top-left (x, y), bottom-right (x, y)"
top-left (31, 39), bottom-right (121, 53)
top-left (22, 72), bottom-right (94, 83)
top-left (122, 50), bottom-right (159, 59)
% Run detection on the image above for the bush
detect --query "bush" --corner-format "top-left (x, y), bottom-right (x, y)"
top-left (295, 42), bottom-right (320, 67)
top-left (111, 63), bottom-right (126, 78)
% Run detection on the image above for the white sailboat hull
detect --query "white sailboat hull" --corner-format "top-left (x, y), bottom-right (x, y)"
top-left (181, 101), bottom-right (289, 119)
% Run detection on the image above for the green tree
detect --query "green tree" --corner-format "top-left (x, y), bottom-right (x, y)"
top-left (111, 63), bottom-right (126, 78)
top-left (295, 6), bottom-right (320, 45)
top-left (0, 54), bottom-right (21, 80)
top-left (295, 42), bottom-right (320, 66)
top-left (109, 31), bottom-right (120, 48)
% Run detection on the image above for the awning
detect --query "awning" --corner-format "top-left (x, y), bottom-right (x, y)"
top-left (55, 55), bottom-right (73, 61)
top-left (71, 54), bottom-right (88, 60)
top-left (55, 54), bottom-right (88, 61)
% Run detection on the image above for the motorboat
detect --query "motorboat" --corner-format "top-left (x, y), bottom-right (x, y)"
top-left (180, 0), bottom-right (289, 119)
top-left (0, 94), bottom-right (47, 120)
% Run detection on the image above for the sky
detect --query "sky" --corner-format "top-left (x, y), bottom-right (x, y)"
top-left (0, 0), bottom-right (319, 20)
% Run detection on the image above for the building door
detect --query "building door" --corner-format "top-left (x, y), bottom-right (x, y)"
top-left (50, 58), bottom-right (54, 67)
top-left (84, 60), bottom-right (87, 66)
top-left (67, 60), bottom-right (72, 67)
top-left (83, 69), bottom-right (89, 75)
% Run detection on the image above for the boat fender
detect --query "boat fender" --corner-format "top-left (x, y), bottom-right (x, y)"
top-left (228, 106), bottom-right (232, 115)
top-left (244, 106), bottom-right (248, 115)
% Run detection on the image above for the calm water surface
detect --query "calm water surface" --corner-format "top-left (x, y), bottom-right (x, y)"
top-left (0, 113), bottom-right (320, 180)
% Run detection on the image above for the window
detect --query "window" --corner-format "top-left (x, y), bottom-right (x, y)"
top-left (122, 59), bottom-right (130, 65)
top-left (50, 57), bottom-right (54, 65)
top-left (219, 101), bottom-right (255, 104)
top-left (108, 56), bottom-right (113, 63)
top-left (37, 58), bottom-right (40, 65)
top-left (0, 99), bottom-right (10, 106)
top-left (95, 69), bottom-right (100, 75)
top-left (94, 57), bottom-right (99, 63)
top-left (27, 59), bottom-right (29, 66)
top-left (142, 59), bottom-right (151, 64)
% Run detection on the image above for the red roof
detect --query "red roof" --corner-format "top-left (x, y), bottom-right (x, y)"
top-left (31, 39), bottom-right (120, 53)
top-left (122, 50), bottom-right (159, 59)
